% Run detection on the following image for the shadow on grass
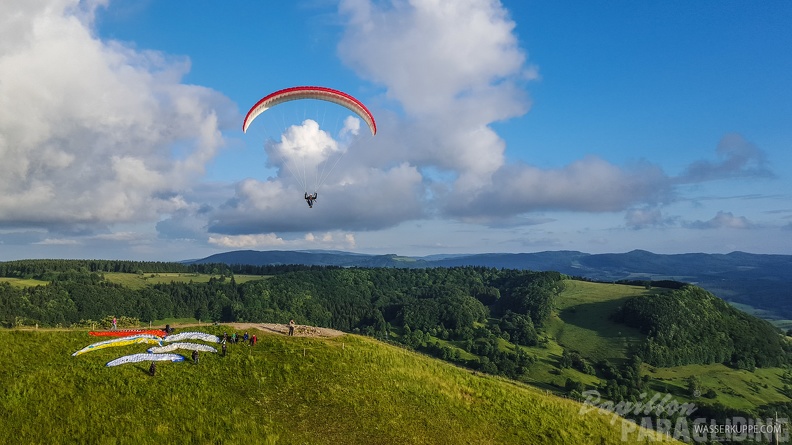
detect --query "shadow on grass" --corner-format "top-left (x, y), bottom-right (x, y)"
top-left (558, 297), bottom-right (639, 338)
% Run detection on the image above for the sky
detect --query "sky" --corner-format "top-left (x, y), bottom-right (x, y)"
top-left (1, 0), bottom-right (790, 261)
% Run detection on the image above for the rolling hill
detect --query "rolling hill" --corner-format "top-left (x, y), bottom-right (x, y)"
top-left (0, 327), bottom-right (675, 445)
top-left (188, 249), bottom-right (792, 324)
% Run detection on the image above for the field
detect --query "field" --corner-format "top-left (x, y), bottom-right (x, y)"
top-left (534, 280), bottom-right (792, 413)
top-left (0, 277), bottom-right (49, 288)
top-left (0, 326), bottom-right (675, 445)
top-left (644, 363), bottom-right (790, 411)
top-left (549, 280), bottom-right (653, 362)
top-left (103, 272), bottom-right (269, 289)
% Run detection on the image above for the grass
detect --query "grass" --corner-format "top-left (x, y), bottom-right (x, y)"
top-left (103, 272), bottom-right (269, 290)
top-left (545, 280), bottom-right (653, 364)
top-left (0, 277), bottom-right (49, 288)
top-left (645, 363), bottom-right (790, 411)
top-left (0, 327), bottom-right (676, 445)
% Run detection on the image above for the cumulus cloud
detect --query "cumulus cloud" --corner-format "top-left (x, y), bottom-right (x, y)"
top-left (625, 207), bottom-right (677, 229)
top-left (333, 0), bottom-right (694, 227)
top-left (3, 0), bottom-right (777, 255)
top-left (208, 233), bottom-right (286, 249)
top-left (338, 0), bottom-right (532, 191)
top-left (443, 157), bottom-right (672, 220)
top-left (265, 120), bottom-right (342, 189)
top-left (678, 133), bottom-right (773, 183)
top-left (207, 162), bottom-right (424, 234)
top-left (0, 0), bottom-right (233, 234)
top-left (208, 231), bottom-right (357, 250)
top-left (34, 238), bottom-right (80, 246)
top-left (685, 211), bottom-right (755, 230)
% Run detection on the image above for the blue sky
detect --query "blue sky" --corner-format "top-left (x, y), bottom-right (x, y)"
top-left (0, 0), bottom-right (790, 261)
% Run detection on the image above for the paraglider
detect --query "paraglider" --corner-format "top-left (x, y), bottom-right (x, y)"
top-left (242, 86), bottom-right (377, 202)
top-left (242, 86), bottom-right (376, 136)
top-left (147, 343), bottom-right (217, 354)
top-left (72, 335), bottom-right (163, 356)
top-left (89, 329), bottom-right (167, 338)
top-left (106, 353), bottom-right (185, 367)
top-left (162, 332), bottom-right (220, 343)
top-left (73, 330), bottom-right (228, 371)
top-left (305, 192), bottom-right (317, 208)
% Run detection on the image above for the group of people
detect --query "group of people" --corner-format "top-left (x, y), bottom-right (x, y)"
top-left (149, 322), bottom-right (299, 377)
top-left (221, 331), bottom-right (257, 346)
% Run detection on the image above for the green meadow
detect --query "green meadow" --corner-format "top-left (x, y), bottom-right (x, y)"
top-left (0, 327), bottom-right (675, 445)
top-left (549, 280), bottom-right (653, 362)
top-left (536, 280), bottom-right (791, 413)
top-left (103, 272), bottom-right (269, 290)
top-left (0, 277), bottom-right (49, 288)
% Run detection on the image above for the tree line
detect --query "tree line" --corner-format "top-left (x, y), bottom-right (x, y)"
top-left (0, 259), bottom-right (320, 278)
top-left (0, 264), bottom-right (562, 379)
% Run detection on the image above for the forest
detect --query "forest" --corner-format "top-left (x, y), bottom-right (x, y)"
top-left (612, 285), bottom-right (791, 369)
top-left (0, 262), bottom-right (557, 377)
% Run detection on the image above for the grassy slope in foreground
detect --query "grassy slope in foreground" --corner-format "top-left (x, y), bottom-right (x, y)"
top-left (0, 329), bottom-right (673, 445)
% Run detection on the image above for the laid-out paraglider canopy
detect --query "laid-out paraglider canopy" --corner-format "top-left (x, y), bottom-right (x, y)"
top-left (242, 86), bottom-right (377, 136)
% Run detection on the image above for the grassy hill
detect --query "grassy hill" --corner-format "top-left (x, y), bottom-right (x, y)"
top-left (541, 280), bottom-right (791, 414)
top-left (0, 327), bottom-right (673, 445)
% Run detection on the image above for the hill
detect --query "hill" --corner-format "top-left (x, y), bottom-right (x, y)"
top-left (2, 264), bottom-right (790, 439)
top-left (0, 327), bottom-right (671, 445)
top-left (187, 249), bottom-right (792, 324)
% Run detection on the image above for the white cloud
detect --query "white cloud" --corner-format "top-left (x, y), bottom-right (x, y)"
top-left (208, 233), bottom-right (286, 249)
top-left (344, 233), bottom-right (356, 248)
top-left (34, 238), bottom-right (80, 245)
top-left (678, 133), bottom-right (773, 183)
top-left (686, 211), bottom-right (755, 230)
top-left (0, 0), bottom-right (233, 232)
top-left (207, 162), bottom-right (424, 234)
top-left (625, 207), bottom-right (677, 229)
top-left (338, 0), bottom-right (532, 191)
top-left (444, 157), bottom-right (672, 220)
top-left (208, 231), bottom-right (357, 250)
top-left (264, 119), bottom-right (344, 192)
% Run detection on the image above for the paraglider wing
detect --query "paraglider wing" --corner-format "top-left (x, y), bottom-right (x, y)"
top-left (148, 342), bottom-right (218, 354)
top-left (89, 329), bottom-right (167, 338)
top-left (106, 353), bottom-right (185, 367)
top-left (162, 332), bottom-right (221, 343)
top-left (242, 86), bottom-right (377, 136)
top-left (72, 335), bottom-right (163, 356)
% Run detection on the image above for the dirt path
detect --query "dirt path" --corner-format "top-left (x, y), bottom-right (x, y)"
top-left (172, 322), bottom-right (345, 339)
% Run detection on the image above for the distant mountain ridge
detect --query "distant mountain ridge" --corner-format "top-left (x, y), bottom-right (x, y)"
top-left (188, 249), bottom-right (792, 322)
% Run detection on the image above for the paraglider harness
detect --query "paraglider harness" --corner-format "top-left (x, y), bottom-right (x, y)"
top-left (305, 192), bottom-right (317, 208)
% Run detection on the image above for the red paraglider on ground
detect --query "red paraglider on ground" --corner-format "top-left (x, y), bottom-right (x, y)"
top-left (89, 329), bottom-right (168, 338)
